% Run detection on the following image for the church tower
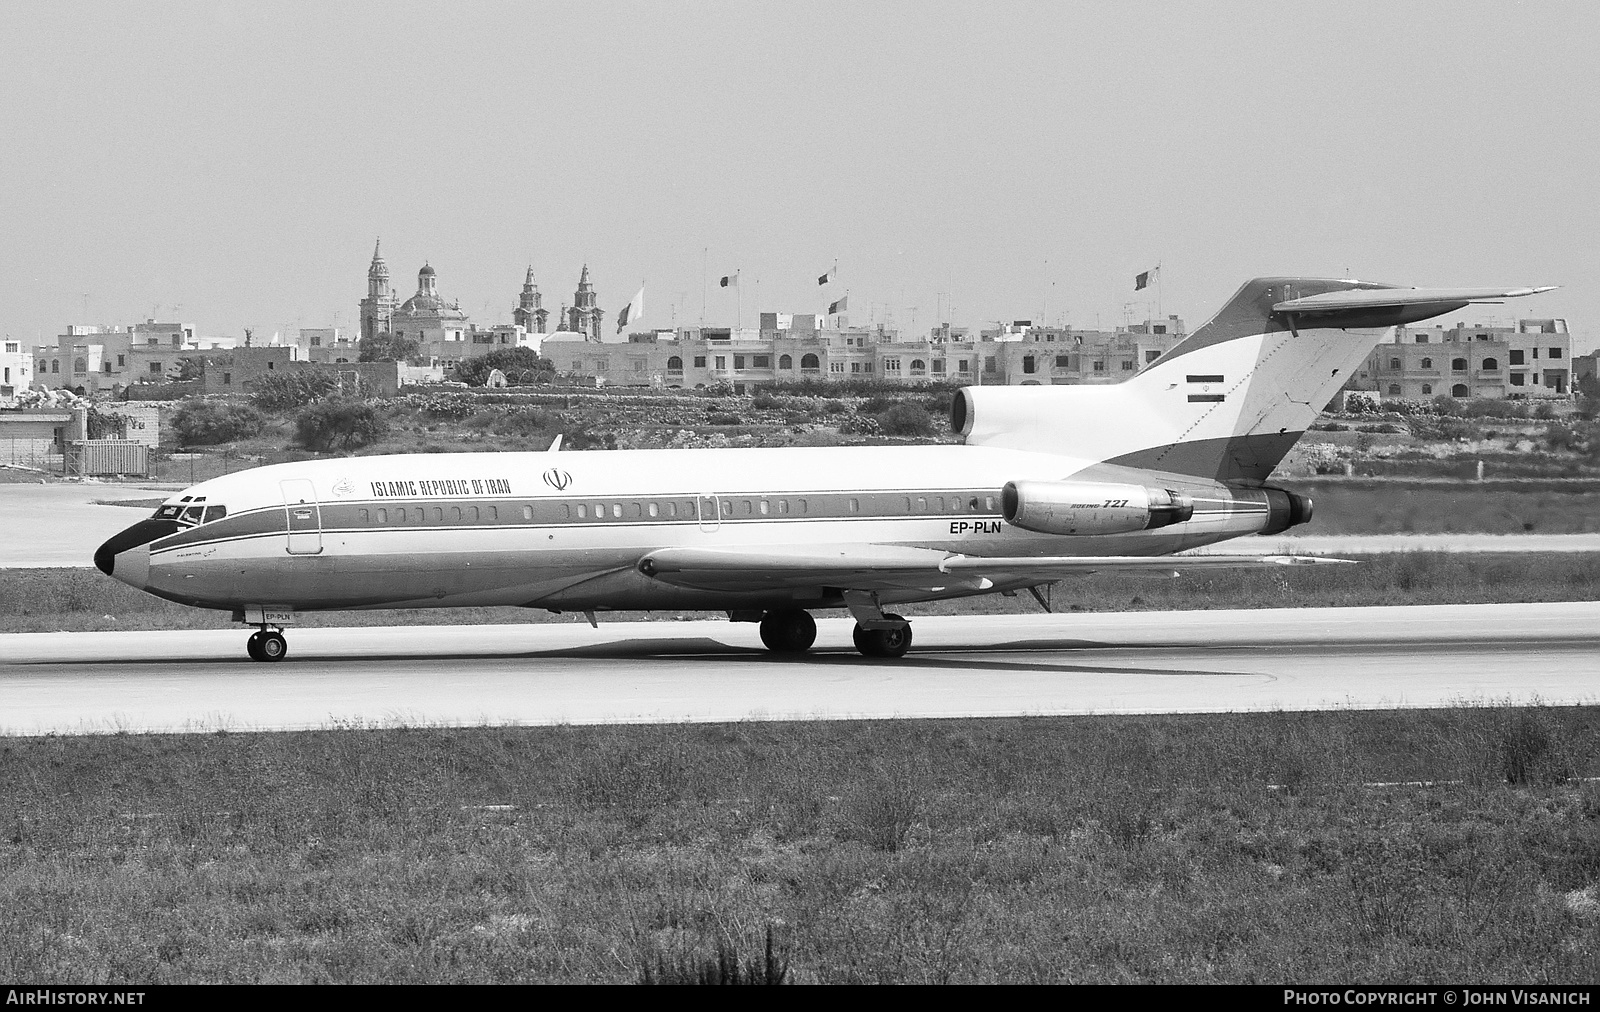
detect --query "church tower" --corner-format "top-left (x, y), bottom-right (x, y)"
top-left (359, 239), bottom-right (395, 341)
top-left (564, 265), bottom-right (604, 341)
top-left (513, 266), bottom-right (549, 334)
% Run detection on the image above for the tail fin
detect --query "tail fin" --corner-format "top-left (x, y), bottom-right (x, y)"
top-left (953, 277), bottom-right (1552, 484)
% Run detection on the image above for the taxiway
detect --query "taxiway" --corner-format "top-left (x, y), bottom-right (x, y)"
top-left (1, 602), bottom-right (1595, 735)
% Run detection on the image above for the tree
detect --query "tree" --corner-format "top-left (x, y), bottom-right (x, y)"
top-left (455, 347), bottom-right (554, 386)
top-left (172, 399), bottom-right (264, 446)
top-left (359, 333), bottom-right (421, 363)
top-left (294, 399), bottom-right (387, 451)
top-left (175, 357), bottom-right (206, 381)
top-left (251, 371), bottom-right (338, 412)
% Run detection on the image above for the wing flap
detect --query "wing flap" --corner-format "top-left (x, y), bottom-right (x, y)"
top-left (637, 545), bottom-right (1350, 594)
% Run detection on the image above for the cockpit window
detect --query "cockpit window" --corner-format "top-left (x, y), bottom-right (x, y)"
top-left (154, 500), bottom-right (225, 525)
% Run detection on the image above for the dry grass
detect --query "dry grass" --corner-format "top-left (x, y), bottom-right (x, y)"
top-left (1, 709), bottom-right (1597, 983)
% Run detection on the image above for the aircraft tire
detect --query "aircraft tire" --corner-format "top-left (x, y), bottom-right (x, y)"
top-left (759, 610), bottom-right (816, 653)
top-left (852, 614), bottom-right (911, 658)
top-left (246, 632), bottom-right (264, 662)
top-left (258, 630), bottom-right (288, 662)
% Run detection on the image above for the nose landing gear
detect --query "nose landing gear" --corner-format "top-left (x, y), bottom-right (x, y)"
top-left (246, 628), bottom-right (288, 662)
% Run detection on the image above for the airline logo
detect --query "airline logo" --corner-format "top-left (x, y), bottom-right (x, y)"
top-left (543, 468), bottom-right (573, 491)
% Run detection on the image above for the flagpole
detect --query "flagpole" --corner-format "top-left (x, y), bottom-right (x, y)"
top-left (701, 248), bottom-right (707, 327)
top-left (736, 271), bottom-right (741, 330)
top-left (1156, 261), bottom-right (1163, 323)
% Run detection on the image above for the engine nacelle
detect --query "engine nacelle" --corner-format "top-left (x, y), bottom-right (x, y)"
top-left (1002, 480), bottom-right (1194, 536)
top-left (1260, 487), bottom-right (1314, 534)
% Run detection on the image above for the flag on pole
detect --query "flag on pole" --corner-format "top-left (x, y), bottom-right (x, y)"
top-left (827, 295), bottom-right (848, 315)
top-left (817, 267), bottom-right (835, 286)
top-left (1135, 267), bottom-right (1158, 291)
top-left (616, 286), bottom-right (644, 334)
top-left (719, 273), bottom-right (739, 288)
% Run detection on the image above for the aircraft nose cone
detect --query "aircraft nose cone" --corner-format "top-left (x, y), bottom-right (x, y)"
top-left (93, 538), bottom-right (117, 576)
top-left (94, 518), bottom-right (180, 585)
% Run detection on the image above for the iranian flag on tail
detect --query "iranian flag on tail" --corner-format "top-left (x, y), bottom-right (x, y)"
top-left (616, 286), bottom-right (644, 333)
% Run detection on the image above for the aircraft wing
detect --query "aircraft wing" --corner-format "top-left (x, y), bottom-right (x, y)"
top-left (1273, 286), bottom-right (1555, 314)
top-left (637, 544), bottom-right (1349, 594)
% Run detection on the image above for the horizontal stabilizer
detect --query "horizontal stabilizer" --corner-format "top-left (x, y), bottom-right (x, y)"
top-left (638, 544), bottom-right (1351, 595)
top-left (1273, 286), bottom-right (1556, 314)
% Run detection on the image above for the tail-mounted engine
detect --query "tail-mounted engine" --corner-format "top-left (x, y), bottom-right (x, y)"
top-left (1260, 487), bottom-right (1314, 535)
top-left (1002, 480), bottom-right (1194, 536)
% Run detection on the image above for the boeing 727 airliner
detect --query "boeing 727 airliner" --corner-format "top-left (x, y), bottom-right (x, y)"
top-left (95, 277), bottom-right (1553, 661)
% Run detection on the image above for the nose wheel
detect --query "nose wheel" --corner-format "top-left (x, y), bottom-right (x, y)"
top-left (246, 629), bottom-right (288, 662)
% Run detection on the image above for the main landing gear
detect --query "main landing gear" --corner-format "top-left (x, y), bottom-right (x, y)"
top-left (246, 628), bottom-right (288, 662)
top-left (754, 597), bottom-right (914, 659)
top-left (759, 609), bottom-right (817, 654)
top-left (852, 614), bottom-right (912, 659)
top-left (843, 590), bottom-right (912, 659)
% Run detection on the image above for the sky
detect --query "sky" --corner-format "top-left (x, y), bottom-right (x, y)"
top-left (3, 0), bottom-right (1597, 352)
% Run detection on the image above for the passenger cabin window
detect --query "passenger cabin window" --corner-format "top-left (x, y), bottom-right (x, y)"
top-left (523, 506), bottom-right (533, 521)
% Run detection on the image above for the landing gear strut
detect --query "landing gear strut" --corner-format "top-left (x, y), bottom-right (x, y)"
top-left (759, 609), bottom-right (817, 654)
top-left (852, 613), bottom-right (912, 658)
top-left (841, 590), bottom-right (913, 659)
top-left (246, 628), bottom-right (288, 662)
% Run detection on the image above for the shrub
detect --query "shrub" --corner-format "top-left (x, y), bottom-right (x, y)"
top-left (1357, 423), bottom-right (1401, 434)
top-left (454, 348), bottom-right (553, 387)
top-left (294, 400), bottom-right (388, 451)
top-left (251, 372), bottom-right (339, 412)
top-left (838, 414), bottom-right (881, 435)
top-left (1344, 392), bottom-right (1381, 414)
top-left (171, 399), bottom-right (264, 446)
top-left (85, 407), bottom-right (127, 440)
top-left (875, 403), bottom-right (935, 437)
top-left (750, 392), bottom-right (783, 410)
top-left (706, 412), bottom-right (742, 426)
top-left (357, 333), bottom-right (421, 363)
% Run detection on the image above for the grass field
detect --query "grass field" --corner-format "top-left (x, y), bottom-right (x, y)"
top-left (1279, 481), bottom-right (1600, 535)
top-left (5, 552), bottom-right (1597, 634)
top-left (1, 709), bottom-right (1596, 983)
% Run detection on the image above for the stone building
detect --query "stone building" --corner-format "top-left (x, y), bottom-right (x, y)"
top-left (1352, 318), bottom-right (1575, 400)
top-left (512, 267), bottom-right (549, 334)
top-left (2, 339), bottom-right (32, 401)
top-left (540, 316), bottom-right (1186, 391)
top-left (560, 266), bottom-right (604, 341)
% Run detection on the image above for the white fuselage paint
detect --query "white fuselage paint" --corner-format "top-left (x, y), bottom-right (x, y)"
top-left (135, 443), bottom-right (1275, 616)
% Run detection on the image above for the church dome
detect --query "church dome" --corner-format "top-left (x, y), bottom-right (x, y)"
top-left (419, 263), bottom-right (436, 277)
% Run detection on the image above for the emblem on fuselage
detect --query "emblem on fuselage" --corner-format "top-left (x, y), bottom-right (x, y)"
top-left (331, 477), bottom-right (357, 498)
top-left (543, 468), bottom-right (573, 490)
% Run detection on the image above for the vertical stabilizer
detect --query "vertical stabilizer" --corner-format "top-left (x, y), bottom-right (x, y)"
top-left (953, 277), bottom-right (1552, 484)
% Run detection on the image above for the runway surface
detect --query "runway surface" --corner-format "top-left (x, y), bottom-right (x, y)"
top-left (2, 603), bottom-right (1596, 735)
top-left (0, 482), bottom-right (178, 567)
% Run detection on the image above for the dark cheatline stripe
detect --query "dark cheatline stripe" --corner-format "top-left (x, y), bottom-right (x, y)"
top-left (1104, 431), bottom-right (1305, 484)
top-left (1185, 374), bottom-right (1225, 383)
top-left (1187, 394), bottom-right (1226, 403)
